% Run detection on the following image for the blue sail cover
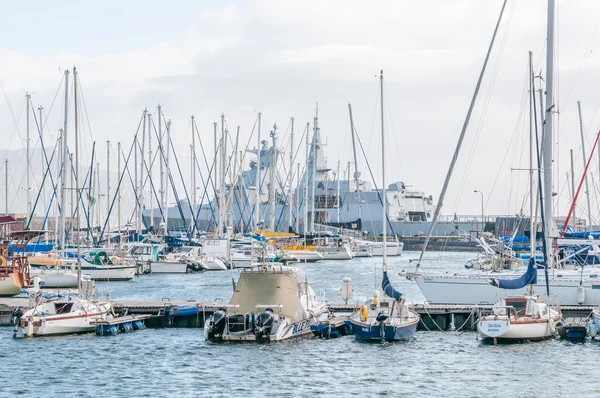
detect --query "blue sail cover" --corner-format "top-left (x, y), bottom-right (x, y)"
top-left (382, 271), bottom-right (403, 301)
top-left (489, 258), bottom-right (537, 290)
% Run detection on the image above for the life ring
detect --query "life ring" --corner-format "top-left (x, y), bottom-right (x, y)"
top-left (0, 256), bottom-right (6, 267)
top-left (359, 305), bottom-right (369, 322)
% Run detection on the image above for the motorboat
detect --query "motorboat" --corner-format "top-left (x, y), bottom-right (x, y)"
top-left (13, 276), bottom-right (112, 337)
top-left (318, 244), bottom-right (354, 260)
top-left (478, 295), bottom-right (560, 343)
top-left (204, 264), bottom-right (327, 342)
top-left (80, 251), bottom-right (137, 281)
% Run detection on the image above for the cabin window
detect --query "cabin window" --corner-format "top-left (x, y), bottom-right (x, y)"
top-left (505, 300), bottom-right (526, 317)
top-left (54, 303), bottom-right (74, 314)
top-left (592, 285), bottom-right (600, 290)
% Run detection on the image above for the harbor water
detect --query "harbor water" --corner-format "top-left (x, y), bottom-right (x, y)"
top-left (1, 252), bottom-right (598, 397)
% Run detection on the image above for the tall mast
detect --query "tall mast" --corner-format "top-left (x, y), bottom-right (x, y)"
top-left (336, 160), bottom-right (341, 224)
top-left (348, 103), bottom-right (361, 223)
top-left (380, 70), bottom-right (387, 269)
top-left (106, 140), bottom-right (110, 241)
top-left (570, 149), bottom-right (576, 229)
top-left (139, 110), bottom-right (146, 236)
top-left (304, 122), bottom-right (310, 234)
top-left (117, 141), bottom-right (122, 235)
top-left (26, 92), bottom-right (31, 224)
top-left (191, 116), bottom-right (197, 228)
top-left (218, 114), bottom-right (225, 236)
top-left (289, 117), bottom-right (294, 230)
top-left (528, 51), bottom-right (535, 259)
top-left (148, 112), bottom-right (154, 230)
top-left (347, 161), bottom-right (351, 221)
top-left (38, 106), bottom-right (44, 212)
top-left (269, 125), bottom-right (278, 231)
top-left (414, 0), bottom-right (508, 268)
top-left (60, 70), bottom-right (70, 256)
top-left (255, 112), bottom-right (262, 231)
top-left (543, 0), bottom-right (555, 270)
top-left (5, 159), bottom-right (8, 214)
top-left (311, 108), bottom-right (318, 233)
top-left (158, 105), bottom-right (164, 232)
top-left (134, 121), bottom-right (139, 233)
top-left (74, 67), bottom-right (81, 293)
top-left (295, 162), bottom-right (300, 232)
top-left (577, 101), bottom-right (592, 231)
top-left (165, 120), bottom-right (171, 234)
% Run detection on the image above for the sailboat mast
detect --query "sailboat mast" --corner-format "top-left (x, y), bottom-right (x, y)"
top-left (304, 122), bottom-right (310, 234)
top-left (311, 110), bottom-right (318, 233)
top-left (148, 112), bottom-right (154, 230)
top-left (380, 70), bottom-right (387, 269)
top-left (192, 116), bottom-right (196, 223)
top-left (165, 120), bottom-right (172, 235)
top-left (74, 67), bottom-right (81, 293)
top-left (528, 51), bottom-right (535, 259)
top-left (106, 140), bottom-right (110, 242)
top-left (348, 103), bottom-right (361, 223)
top-left (255, 113), bottom-right (261, 231)
top-left (60, 70), bottom-right (69, 257)
top-left (158, 105), bottom-right (164, 231)
top-left (118, 141), bottom-right (122, 236)
top-left (289, 117), bottom-right (294, 230)
top-left (26, 92), bottom-right (31, 224)
top-left (414, 0), bottom-right (508, 268)
top-left (577, 101), bottom-right (592, 231)
top-left (543, 0), bottom-right (555, 270)
top-left (570, 150), bottom-right (576, 229)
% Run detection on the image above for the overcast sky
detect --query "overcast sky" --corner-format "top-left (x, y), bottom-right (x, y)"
top-left (2, 0), bottom-right (600, 223)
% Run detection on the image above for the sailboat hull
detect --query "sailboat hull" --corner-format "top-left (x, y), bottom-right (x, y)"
top-left (349, 317), bottom-right (418, 341)
top-left (478, 318), bottom-right (556, 342)
top-left (415, 273), bottom-right (600, 306)
top-left (0, 273), bottom-right (24, 297)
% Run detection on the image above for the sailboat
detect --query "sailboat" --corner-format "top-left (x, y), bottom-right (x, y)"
top-left (477, 259), bottom-right (560, 342)
top-left (347, 71), bottom-right (420, 342)
top-left (13, 68), bottom-right (113, 337)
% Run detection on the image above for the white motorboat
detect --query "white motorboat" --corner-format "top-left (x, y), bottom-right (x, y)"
top-left (80, 252), bottom-right (137, 281)
top-left (204, 264), bottom-right (327, 342)
top-left (151, 260), bottom-right (189, 273)
top-left (282, 245), bottom-right (324, 262)
top-left (319, 244), bottom-right (354, 260)
top-left (478, 295), bottom-right (560, 343)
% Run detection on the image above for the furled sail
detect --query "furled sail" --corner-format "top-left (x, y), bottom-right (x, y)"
top-left (382, 271), bottom-right (403, 301)
top-left (488, 258), bottom-right (537, 290)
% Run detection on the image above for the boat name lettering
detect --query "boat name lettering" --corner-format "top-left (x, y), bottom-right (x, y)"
top-left (292, 320), bottom-right (309, 334)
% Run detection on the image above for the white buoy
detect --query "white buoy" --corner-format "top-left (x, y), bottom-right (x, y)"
top-left (373, 290), bottom-right (380, 306)
top-left (589, 319), bottom-right (598, 339)
top-left (577, 285), bottom-right (585, 305)
top-left (341, 277), bottom-right (353, 304)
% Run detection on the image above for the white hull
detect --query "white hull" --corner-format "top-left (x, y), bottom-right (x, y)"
top-left (30, 269), bottom-right (79, 288)
top-left (151, 261), bottom-right (188, 274)
top-left (593, 309), bottom-right (600, 327)
top-left (369, 242), bottom-right (403, 256)
top-left (319, 246), bottom-right (354, 260)
top-left (478, 318), bottom-right (556, 341)
top-left (285, 250), bottom-right (324, 262)
top-left (202, 257), bottom-right (227, 271)
top-left (82, 265), bottom-right (137, 281)
top-left (415, 272), bottom-right (600, 306)
top-left (214, 318), bottom-right (315, 342)
top-left (19, 301), bottom-right (112, 337)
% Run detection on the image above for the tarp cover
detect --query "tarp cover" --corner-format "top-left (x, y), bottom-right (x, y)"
top-left (229, 270), bottom-right (305, 322)
top-left (382, 271), bottom-right (403, 301)
top-left (490, 257), bottom-right (537, 290)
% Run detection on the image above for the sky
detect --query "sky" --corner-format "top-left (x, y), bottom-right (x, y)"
top-left (2, 0), bottom-right (600, 224)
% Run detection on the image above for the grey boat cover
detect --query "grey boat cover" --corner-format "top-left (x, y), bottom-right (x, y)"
top-left (229, 269), bottom-right (305, 322)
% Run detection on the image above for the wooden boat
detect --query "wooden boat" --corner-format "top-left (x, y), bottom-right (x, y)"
top-left (0, 230), bottom-right (44, 296)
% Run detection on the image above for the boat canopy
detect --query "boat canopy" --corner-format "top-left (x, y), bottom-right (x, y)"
top-left (489, 257), bottom-right (537, 290)
top-left (229, 270), bottom-right (305, 322)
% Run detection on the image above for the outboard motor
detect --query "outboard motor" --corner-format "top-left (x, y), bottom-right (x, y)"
top-left (253, 308), bottom-right (274, 343)
top-left (11, 307), bottom-right (24, 338)
top-left (376, 310), bottom-right (388, 341)
top-left (206, 308), bottom-right (227, 342)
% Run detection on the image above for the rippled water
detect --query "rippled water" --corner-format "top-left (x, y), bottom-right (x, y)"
top-left (2, 251), bottom-right (598, 397)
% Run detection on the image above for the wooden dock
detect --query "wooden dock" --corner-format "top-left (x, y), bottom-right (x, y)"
top-left (0, 298), bottom-right (594, 331)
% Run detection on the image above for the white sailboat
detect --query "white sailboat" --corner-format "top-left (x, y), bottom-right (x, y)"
top-left (14, 68), bottom-right (113, 337)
